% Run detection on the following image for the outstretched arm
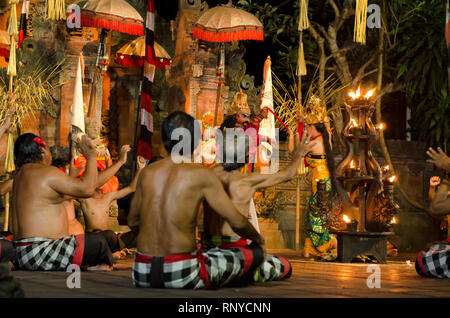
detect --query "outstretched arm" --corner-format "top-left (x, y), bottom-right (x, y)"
top-left (96, 145), bottom-right (130, 188)
top-left (48, 135), bottom-right (98, 198)
top-left (244, 130), bottom-right (313, 190)
top-left (105, 156), bottom-right (146, 202)
top-left (430, 178), bottom-right (450, 217)
top-left (202, 169), bottom-right (265, 247)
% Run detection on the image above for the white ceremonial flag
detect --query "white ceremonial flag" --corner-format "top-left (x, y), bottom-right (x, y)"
top-left (71, 56), bottom-right (85, 133)
top-left (259, 58), bottom-right (275, 140)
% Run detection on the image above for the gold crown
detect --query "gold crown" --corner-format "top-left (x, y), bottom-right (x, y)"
top-left (303, 95), bottom-right (329, 125)
top-left (228, 91), bottom-right (251, 116)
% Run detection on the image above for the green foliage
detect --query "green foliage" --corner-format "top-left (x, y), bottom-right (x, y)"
top-left (237, 0), bottom-right (300, 81)
top-left (237, 0), bottom-right (449, 150)
top-left (392, 0), bottom-right (449, 150)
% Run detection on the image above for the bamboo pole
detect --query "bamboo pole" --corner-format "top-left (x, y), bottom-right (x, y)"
top-left (4, 58), bottom-right (13, 232)
top-left (295, 31), bottom-right (304, 252)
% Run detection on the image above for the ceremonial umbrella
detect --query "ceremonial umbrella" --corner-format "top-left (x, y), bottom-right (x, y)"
top-left (192, 0), bottom-right (264, 125)
top-left (116, 36), bottom-right (171, 68)
top-left (79, 0), bottom-right (144, 117)
top-left (80, 0), bottom-right (144, 36)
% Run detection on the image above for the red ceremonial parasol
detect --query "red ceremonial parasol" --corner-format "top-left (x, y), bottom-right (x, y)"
top-left (81, 0), bottom-right (144, 36)
top-left (116, 36), bottom-right (171, 68)
top-left (193, 2), bottom-right (263, 42)
top-left (192, 1), bottom-right (264, 125)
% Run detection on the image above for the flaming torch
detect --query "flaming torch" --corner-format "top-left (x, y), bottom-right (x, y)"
top-left (343, 214), bottom-right (358, 232)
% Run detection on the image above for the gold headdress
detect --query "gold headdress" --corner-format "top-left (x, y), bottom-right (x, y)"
top-left (228, 90), bottom-right (251, 116)
top-left (303, 95), bottom-right (329, 125)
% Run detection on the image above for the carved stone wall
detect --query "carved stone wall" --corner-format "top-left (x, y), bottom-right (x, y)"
top-left (166, 1), bottom-right (262, 124)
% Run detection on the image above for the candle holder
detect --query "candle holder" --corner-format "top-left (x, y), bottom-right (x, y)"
top-left (351, 167), bottom-right (361, 177)
top-left (347, 220), bottom-right (358, 232)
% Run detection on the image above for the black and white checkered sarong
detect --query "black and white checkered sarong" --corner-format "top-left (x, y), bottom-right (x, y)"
top-left (132, 245), bottom-right (263, 289)
top-left (415, 241), bottom-right (450, 279)
top-left (201, 234), bottom-right (292, 282)
top-left (14, 236), bottom-right (83, 271)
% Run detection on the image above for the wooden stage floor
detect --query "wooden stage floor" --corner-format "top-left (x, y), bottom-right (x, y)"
top-left (10, 249), bottom-right (450, 298)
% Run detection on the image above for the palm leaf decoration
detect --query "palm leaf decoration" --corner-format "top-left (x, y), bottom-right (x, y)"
top-left (273, 70), bottom-right (347, 133)
top-left (0, 61), bottom-right (63, 129)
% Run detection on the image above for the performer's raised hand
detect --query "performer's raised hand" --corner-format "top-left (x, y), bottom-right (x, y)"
top-left (291, 128), bottom-right (315, 158)
top-left (119, 145), bottom-right (131, 164)
top-left (429, 176), bottom-right (441, 188)
top-left (137, 155), bottom-right (146, 170)
top-left (296, 113), bottom-right (306, 123)
top-left (426, 147), bottom-right (450, 172)
top-left (77, 134), bottom-right (97, 159)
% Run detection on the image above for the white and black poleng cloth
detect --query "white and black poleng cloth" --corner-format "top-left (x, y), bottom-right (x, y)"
top-left (13, 236), bottom-right (82, 271)
top-left (416, 240), bottom-right (450, 279)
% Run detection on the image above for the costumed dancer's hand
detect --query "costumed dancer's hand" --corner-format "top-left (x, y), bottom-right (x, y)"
top-left (77, 135), bottom-right (97, 159)
top-left (296, 113), bottom-right (305, 123)
top-left (292, 128), bottom-right (315, 158)
top-left (288, 129), bottom-right (295, 152)
top-left (119, 145), bottom-right (131, 164)
top-left (137, 156), bottom-right (146, 170)
top-left (426, 147), bottom-right (450, 172)
top-left (430, 176), bottom-right (441, 188)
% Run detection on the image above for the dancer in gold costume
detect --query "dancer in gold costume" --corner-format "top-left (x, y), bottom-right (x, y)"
top-left (296, 95), bottom-right (337, 259)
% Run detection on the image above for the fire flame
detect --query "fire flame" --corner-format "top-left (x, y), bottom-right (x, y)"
top-left (383, 165), bottom-right (389, 171)
top-left (390, 217), bottom-right (397, 224)
top-left (348, 87), bottom-right (361, 99)
top-left (377, 123), bottom-right (385, 130)
top-left (364, 89), bottom-right (375, 99)
top-left (349, 118), bottom-right (358, 128)
top-left (388, 175), bottom-right (397, 183)
top-left (343, 214), bottom-right (351, 224)
top-left (348, 87), bottom-right (376, 100)
top-left (350, 160), bottom-right (355, 169)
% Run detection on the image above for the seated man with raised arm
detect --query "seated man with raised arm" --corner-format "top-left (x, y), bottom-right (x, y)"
top-left (12, 133), bottom-right (114, 271)
top-left (202, 128), bottom-right (313, 282)
top-left (415, 148), bottom-right (449, 279)
top-left (128, 111), bottom-right (265, 289)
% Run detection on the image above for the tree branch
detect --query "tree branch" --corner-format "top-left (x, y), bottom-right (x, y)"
top-left (327, 0), bottom-right (340, 19)
top-left (352, 55), bottom-right (377, 87)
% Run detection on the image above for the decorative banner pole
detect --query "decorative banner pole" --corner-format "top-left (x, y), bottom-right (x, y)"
top-left (4, 0), bottom-right (19, 231)
top-left (294, 0), bottom-right (309, 251)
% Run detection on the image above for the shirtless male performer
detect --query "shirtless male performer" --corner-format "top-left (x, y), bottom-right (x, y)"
top-left (53, 145), bottom-right (136, 256)
top-left (203, 128), bottom-right (314, 282)
top-left (12, 133), bottom-right (114, 271)
top-left (128, 111), bottom-right (266, 289)
top-left (78, 155), bottom-right (146, 251)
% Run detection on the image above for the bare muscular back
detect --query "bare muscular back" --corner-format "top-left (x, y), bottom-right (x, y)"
top-left (204, 168), bottom-right (254, 237)
top-left (13, 164), bottom-right (69, 239)
top-left (131, 159), bottom-right (208, 256)
top-left (129, 157), bottom-right (262, 257)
